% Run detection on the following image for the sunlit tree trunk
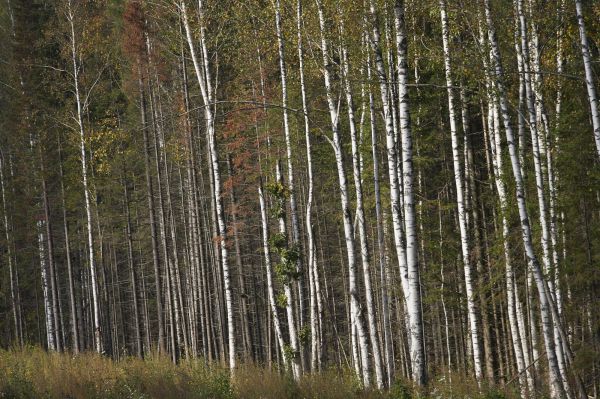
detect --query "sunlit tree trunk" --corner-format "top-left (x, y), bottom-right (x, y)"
top-left (258, 181), bottom-right (289, 372)
top-left (395, 0), bottom-right (426, 386)
top-left (575, 0), bottom-right (600, 158)
top-left (0, 154), bottom-right (22, 348)
top-left (67, 0), bottom-right (101, 353)
top-left (316, 0), bottom-right (371, 386)
top-left (439, 0), bottom-right (482, 383)
top-left (38, 219), bottom-right (55, 351)
top-left (483, 2), bottom-right (566, 396)
top-left (275, 163), bottom-right (302, 380)
top-left (274, 0), bottom-right (305, 342)
top-left (296, 0), bottom-right (321, 372)
top-left (340, 21), bottom-right (384, 388)
top-left (368, 2), bottom-right (412, 363)
top-left (181, 0), bottom-right (235, 369)
top-left (366, 48), bottom-right (395, 386)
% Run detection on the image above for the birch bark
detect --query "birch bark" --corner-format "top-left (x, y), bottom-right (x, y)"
top-left (575, 0), bottom-right (600, 158)
top-left (316, 0), bottom-right (371, 386)
top-left (483, 2), bottom-right (565, 396)
top-left (181, 0), bottom-right (235, 369)
top-left (395, 0), bottom-right (426, 386)
top-left (67, 0), bottom-right (102, 353)
top-left (439, 0), bottom-right (482, 382)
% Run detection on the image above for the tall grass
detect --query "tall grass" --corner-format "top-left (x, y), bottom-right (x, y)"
top-left (0, 347), bottom-right (518, 398)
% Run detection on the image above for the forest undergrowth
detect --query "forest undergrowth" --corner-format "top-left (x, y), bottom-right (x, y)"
top-left (0, 347), bottom-right (517, 399)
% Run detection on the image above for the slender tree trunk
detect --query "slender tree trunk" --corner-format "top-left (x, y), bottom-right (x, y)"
top-left (340, 22), bottom-right (384, 388)
top-left (67, 0), bottom-right (101, 353)
top-left (38, 219), bottom-right (55, 351)
top-left (0, 154), bottom-right (22, 347)
top-left (366, 48), bottom-right (395, 386)
top-left (296, 0), bottom-right (321, 373)
top-left (574, 0), bottom-right (600, 158)
top-left (138, 70), bottom-right (165, 354)
top-left (124, 180), bottom-right (143, 358)
top-left (40, 161), bottom-right (61, 353)
top-left (316, 0), bottom-right (371, 386)
top-left (57, 140), bottom-right (79, 354)
top-left (258, 181), bottom-right (289, 371)
top-left (227, 156), bottom-right (252, 361)
top-left (274, 0), bottom-right (305, 341)
top-left (368, 4), bottom-right (412, 374)
top-left (395, 0), bottom-right (426, 386)
top-left (439, 0), bottom-right (482, 383)
top-left (181, 0), bottom-right (235, 369)
top-left (483, 2), bottom-right (566, 396)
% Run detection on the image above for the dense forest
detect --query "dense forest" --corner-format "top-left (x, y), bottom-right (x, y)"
top-left (0, 0), bottom-right (599, 397)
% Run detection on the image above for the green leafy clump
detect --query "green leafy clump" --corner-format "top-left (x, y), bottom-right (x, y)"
top-left (266, 181), bottom-right (289, 219)
top-left (268, 232), bottom-right (287, 251)
top-left (276, 292), bottom-right (288, 308)
top-left (270, 232), bottom-right (301, 284)
top-left (298, 325), bottom-right (311, 347)
top-left (265, 181), bottom-right (289, 199)
top-left (282, 344), bottom-right (297, 362)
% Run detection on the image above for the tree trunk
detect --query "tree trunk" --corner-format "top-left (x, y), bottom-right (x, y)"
top-left (439, 0), bottom-right (482, 383)
top-left (181, 0), bottom-right (235, 369)
top-left (482, 2), bottom-right (566, 396)
top-left (575, 0), bottom-right (600, 158)
top-left (67, 0), bottom-right (102, 353)
top-left (395, 0), bottom-right (426, 386)
top-left (316, 0), bottom-right (371, 386)
top-left (340, 22), bottom-right (384, 388)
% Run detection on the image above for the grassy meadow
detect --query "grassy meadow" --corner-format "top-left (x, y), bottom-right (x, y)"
top-left (0, 347), bottom-right (521, 399)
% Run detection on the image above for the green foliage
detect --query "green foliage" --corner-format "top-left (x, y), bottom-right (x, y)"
top-left (389, 380), bottom-right (412, 399)
top-left (283, 344), bottom-right (296, 362)
top-left (268, 232), bottom-right (287, 251)
top-left (270, 232), bottom-right (301, 284)
top-left (265, 181), bottom-right (289, 200)
top-left (266, 181), bottom-right (289, 219)
top-left (276, 292), bottom-right (288, 309)
top-left (298, 325), bottom-right (311, 347)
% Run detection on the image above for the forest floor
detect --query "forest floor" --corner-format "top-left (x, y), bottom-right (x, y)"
top-left (0, 347), bottom-right (518, 399)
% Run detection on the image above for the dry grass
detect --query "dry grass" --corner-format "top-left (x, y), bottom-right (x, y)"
top-left (0, 348), bottom-right (519, 399)
top-left (0, 347), bottom-right (232, 399)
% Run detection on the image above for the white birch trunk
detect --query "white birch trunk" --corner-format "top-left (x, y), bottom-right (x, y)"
top-left (38, 220), bottom-right (55, 351)
top-left (527, 6), bottom-right (572, 392)
top-left (181, 0), bottom-right (235, 370)
top-left (296, 0), bottom-right (321, 372)
top-left (395, 0), bottom-right (426, 386)
top-left (276, 163), bottom-right (302, 380)
top-left (486, 91), bottom-right (528, 396)
top-left (315, 0), bottom-right (371, 386)
top-left (367, 0), bottom-right (410, 327)
top-left (575, 0), bottom-right (600, 158)
top-left (482, 2), bottom-right (565, 396)
top-left (67, 0), bottom-right (102, 353)
top-left (274, 0), bottom-right (305, 337)
top-left (439, 0), bottom-right (482, 382)
top-left (367, 48), bottom-right (395, 386)
top-left (0, 155), bottom-right (21, 347)
top-left (340, 25), bottom-right (384, 388)
top-left (258, 183), bottom-right (289, 372)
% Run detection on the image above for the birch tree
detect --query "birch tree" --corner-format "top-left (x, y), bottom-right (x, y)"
top-left (483, 1), bottom-right (567, 395)
top-left (180, 0), bottom-right (236, 370)
top-left (316, 0), bottom-right (371, 386)
top-left (439, 0), bottom-right (483, 382)
top-left (395, 0), bottom-right (426, 386)
top-left (574, 0), bottom-right (600, 159)
top-left (66, 0), bottom-right (102, 353)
